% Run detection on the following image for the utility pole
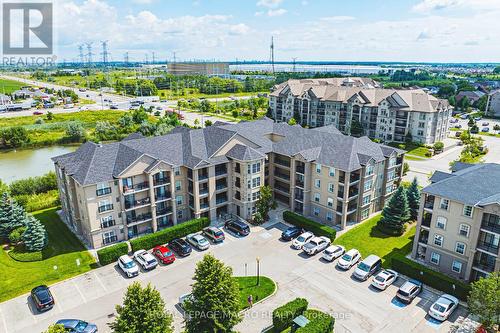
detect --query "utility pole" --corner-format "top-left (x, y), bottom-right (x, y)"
top-left (100, 40), bottom-right (109, 66)
top-left (270, 36), bottom-right (275, 75)
top-left (145, 53), bottom-right (149, 64)
top-left (124, 52), bottom-right (129, 66)
top-left (292, 57), bottom-right (297, 73)
top-left (152, 51), bottom-right (155, 64)
top-left (78, 44), bottom-right (85, 65)
top-left (86, 42), bottom-right (94, 67)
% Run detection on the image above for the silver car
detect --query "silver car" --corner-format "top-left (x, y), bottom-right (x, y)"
top-left (186, 233), bottom-right (210, 250)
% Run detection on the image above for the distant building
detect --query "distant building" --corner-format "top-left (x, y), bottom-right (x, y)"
top-left (486, 89), bottom-right (500, 118)
top-left (167, 62), bottom-right (230, 76)
top-left (455, 91), bottom-right (485, 104)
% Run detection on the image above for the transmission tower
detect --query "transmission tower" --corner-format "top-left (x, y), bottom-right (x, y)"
top-left (270, 36), bottom-right (275, 74)
top-left (78, 44), bottom-right (85, 64)
top-left (124, 52), bottom-right (129, 65)
top-left (85, 42), bottom-right (94, 66)
top-left (152, 51), bottom-right (155, 64)
top-left (145, 53), bottom-right (149, 64)
top-left (100, 40), bottom-right (109, 66)
top-left (292, 57), bottom-right (297, 73)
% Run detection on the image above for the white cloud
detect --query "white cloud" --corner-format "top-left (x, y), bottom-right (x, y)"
top-left (256, 0), bottom-right (283, 8)
top-left (413, 0), bottom-right (461, 12)
top-left (229, 23), bottom-right (250, 35)
top-left (320, 16), bottom-right (355, 22)
top-left (413, 0), bottom-right (500, 12)
top-left (267, 8), bottom-right (287, 16)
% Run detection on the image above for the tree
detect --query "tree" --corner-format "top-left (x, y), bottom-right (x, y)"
top-left (406, 178), bottom-right (420, 221)
top-left (402, 162), bottom-right (409, 176)
top-left (46, 111), bottom-right (54, 120)
top-left (193, 118), bottom-right (200, 127)
top-left (350, 119), bottom-right (364, 137)
top-left (493, 124), bottom-right (500, 132)
top-left (288, 117), bottom-right (297, 125)
top-left (204, 120), bottom-right (213, 127)
top-left (184, 254), bottom-right (241, 333)
top-left (22, 215), bottom-right (48, 252)
top-left (494, 66), bottom-right (500, 74)
top-left (0, 193), bottom-right (27, 238)
top-left (43, 324), bottom-right (67, 333)
top-left (65, 122), bottom-right (85, 142)
top-left (377, 186), bottom-right (410, 235)
top-left (0, 126), bottom-right (30, 148)
top-left (109, 282), bottom-right (173, 333)
top-left (254, 185), bottom-right (277, 224)
top-left (433, 141), bottom-right (444, 153)
top-left (467, 272), bottom-right (500, 332)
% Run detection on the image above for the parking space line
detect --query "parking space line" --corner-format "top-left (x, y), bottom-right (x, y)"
top-left (73, 280), bottom-right (87, 303)
top-left (0, 306), bottom-right (9, 333)
top-left (94, 271), bottom-right (108, 292)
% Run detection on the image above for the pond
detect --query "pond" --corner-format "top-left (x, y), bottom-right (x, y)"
top-left (0, 145), bottom-right (78, 183)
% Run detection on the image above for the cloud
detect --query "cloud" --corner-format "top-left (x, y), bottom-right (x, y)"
top-left (413, 0), bottom-right (461, 12)
top-left (416, 30), bottom-right (431, 40)
top-left (257, 0), bottom-right (283, 8)
top-left (229, 23), bottom-right (250, 35)
top-left (413, 0), bottom-right (500, 13)
top-left (267, 8), bottom-right (287, 16)
top-left (320, 16), bottom-right (355, 22)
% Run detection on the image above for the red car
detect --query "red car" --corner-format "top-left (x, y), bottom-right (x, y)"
top-left (152, 245), bottom-right (176, 264)
top-left (33, 111), bottom-right (43, 115)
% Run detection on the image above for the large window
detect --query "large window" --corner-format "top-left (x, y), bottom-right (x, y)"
top-left (327, 197), bottom-right (334, 207)
top-left (316, 163), bottom-right (322, 173)
top-left (440, 198), bottom-right (449, 210)
top-left (326, 211), bottom-right (333, 221)
top-left (313, 207), bottom-right (320, 216)
top-left (314, 193), bottom-right (321, 202)
top-left (175, 180), bottom-right (182, 191)
top-left (455, 242), bottom-right (466, 255)
top-left (363, 179), bottom-right (372, 192)
top-left (248, 162), bottom-right (261, 174)
top-left (434, 234), bottom-right (444, 247)
top-left (176, 195), bottom-right (183, 205)
top-left (459, 224), bottom-right (470, 238)
top-left (252, 177), bottom-right (261, 188)
top-left (366, 165), bottom-right (374, 176)
top-left (451, 261), bottom-right (462, 273)
top-left (463, 205), bottom-right (473, 218)
top-left (315, 179), bottom-right (321, 188)
top-left (328, 183), bottom-right (334, 193)
top-left (329, 167), bottom-right (335, 177)
top-left (430, 252), bottom-right (440, 265)
top-left (436, 216), bottom-right (447, 229)
top-left (362, 195), bottom-right (371, 206)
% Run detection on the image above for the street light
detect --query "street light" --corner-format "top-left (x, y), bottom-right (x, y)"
top-left (256, 257), bottom-right (260, 286)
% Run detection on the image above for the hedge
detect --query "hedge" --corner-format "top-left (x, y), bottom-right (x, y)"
top-left (97, 242), bottom-right (129, 266)
top-left (272, 297), bottom-right (308, 333)
top-left (297, 309), bottom-right (335, 333)
top-left (283, 211), bottom-right (337, 241)
top-left (129, 217), bottom-right (210, 252)
top-left (391, 255), bottom-right (471, 301)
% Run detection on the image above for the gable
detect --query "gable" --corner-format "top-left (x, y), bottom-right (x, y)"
top-left (213, 134), bottom-right (260, 157)
top-left (119, 154), bottom-right (156, 177)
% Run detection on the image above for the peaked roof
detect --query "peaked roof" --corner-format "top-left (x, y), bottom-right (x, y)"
top-left (226, 144), bottom-right (265, 161)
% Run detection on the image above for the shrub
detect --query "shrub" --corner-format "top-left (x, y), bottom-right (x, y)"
top-left (433, 141), bottom-right (444, 152)
top-left (130, 217), bottom-right (210, 252)
top-left (296, 309), bottom-right (335, 333)
top-left (15, 190), bottom-right (60, 212)
top-left (9, 226), bottom-right (26, 244)
top-left (283, 211), bottom-right (336, 241)
top-left (272, 298), bottom-right (308, 332)
top-left (391, 255), bottom-right (471, 301)
top-left (97, 242), bottom-right (129, 266)
top-left (9, 172), bottom-right (58, 196)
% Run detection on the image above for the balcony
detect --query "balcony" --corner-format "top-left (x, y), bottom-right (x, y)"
top-left (418, 230), bottom-right (429, 244)
top-left (125, 197), bottom-right (151, 210)
top-left (347, 203), bottom-right (357, 214)
top-left (126, 212), bottom-right (152, 224)
top-left (98, 204), bottom-right (113, 213)
top-left (481, 215), bottom-right (500, 234)
top-left (477, 241), bottom-right (499, 255)
top-left (199, 187), bottom-right (209, 196)
top-left (153, 177), bottom-right (169, 186)
top-left (421, 212), bottom-right (432, 228)
top-left (295, 177), bottom-right (304, 188)
top-left (348, 188), bottom-right (359, 199)
top-left (295, 164), bottom-right (305, 174)
top-left (216, 197), bottom-right (228, 205)
top-left (424, 196), bottom-right (435, 210)
top-left (350, 173), bottom-right (360, 183)
top-left (215, 165), bottom-right (227, 176)
top-left (200, 202), bottom-right (210, 209)
top-left (275, 171), bottom-right (290, 181)
top-left (156, 206), bottom-right (173, 216)
top-left (275, 157), bottom-right (291, 168)
top-left (473, 261), bottom-right (496, 273)
top-left (96, 187), bottom-right (112, 197)
top-left (274, 184), bottom-right (289, 194)
top-left (198, 173), bottom-right (209, 181)
top-left (216, 182), bottom-right (228, 191)
top-left (123, 181), bottom-right (149, 193)
top-left (155, 192), bottom-right (172, 202)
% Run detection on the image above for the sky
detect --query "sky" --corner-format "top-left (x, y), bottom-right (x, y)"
top-left (48, 0), bottom-right (500, 63)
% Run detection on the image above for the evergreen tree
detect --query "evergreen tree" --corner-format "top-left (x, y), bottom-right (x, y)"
top-left (109, 282), bottom-right (173, 333)
top-left (184, 254), bottom-right (241, 333)
top-left (22, 215), bottom-right (48, 252)
top-left (377, 186), bottom-right (410, 235)
top-left (406, 178), bottom-right (421, 221)
top-left (0, 193), bottom-right (27, 238)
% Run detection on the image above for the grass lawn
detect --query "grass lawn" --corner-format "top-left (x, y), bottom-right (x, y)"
top-left (234, 276), bottom-right (276, 310)
top-left (158, 89), bottom-right (265, 101)
top-left (333, 214), bottom-right (415, 267)
top-left (0, 207), bottom-right (95, 302)
top-left (388, 141), bottom-right (430, 158)
top-left (0, 78), bottom-right (27, 94)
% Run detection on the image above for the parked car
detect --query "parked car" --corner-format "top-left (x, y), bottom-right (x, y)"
top-left (302, 236), bottom-right (330, 256)
top-left (202, 226), bottom-right (225, 243)
top-left (133, 249), bottom-right (158, 270)
top-left (291, 231), bottom-right (314, 250)
top-left (281, 226), bottom-right (304, 241)
top-left (428, 294), bottom-right (459, 321)
top-left (63, 103), bottom-right (74, 109)
top-left (453, 124), bottom-right (462, 129)
top-left (352, 255), bottom-right (382, 281)
top-left (225, 220), bottom-right (250, 236)
top-left (460, 114), bottom-right (469, 119)
top-left (482, 122), bottom-right (490, 126)
top-left (55, 319), bottom-right (98, 333)
top-left (396, 279), bottom-right (422, 304)
top-left (30, 285), bottom-right (54, 312)
top-left (450, 118), bottom-right (459, 123)
top-left (474, 116), bottom-right (482, 121)
top-left (337, 249), bottom-right (361, 270)
top-left (118, 255), bottom-right (139, 277)
top-left (33, 111), bottom-right (43, 115)
top-left (371, 269), bottom-right (399, 290)
top-left (152, 245), bottom-right (176, 264)
top-left (482, 127), bottom-right (490, 132)
top-left (322, 245), bottom-right (345, 261)
top-left (186, 233), bottom-right (210, 250)
top-left (110, 104), bottom-right (119, 109)
top-left (169, 238), bottom-right (192, 257)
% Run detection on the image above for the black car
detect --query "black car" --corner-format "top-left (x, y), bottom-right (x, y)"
top-left (225, 220), bottom-right (250, 236)
top-left (169, 238), bottom-right (192, 257)
top-left (281, 226), bottom-right (304, 241)
top-left (30, 285), bottom-right (54, 312)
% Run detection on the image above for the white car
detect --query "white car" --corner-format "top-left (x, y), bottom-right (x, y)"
top-left (291, 231), bottom-right (314, 249)
top-left (118, 255), bottom-right (139, 278)
top-left (428, 294), bottom-right (459, 321)
top-left (186, 233), bottom-right (210, 250)
top-left (322, 245), bottom-right (345, 261)
top-left (133, 249), bottom-right (158, 270)
top-left (371, 269), bottom-right (398, 290)
top-left (337, 249), bottom-right (361, 270)
top-left (302, 236), bottom-right (330, 256)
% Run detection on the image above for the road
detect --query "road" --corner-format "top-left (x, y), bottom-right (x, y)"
top-left (0, 213), bottom-right (470, 333)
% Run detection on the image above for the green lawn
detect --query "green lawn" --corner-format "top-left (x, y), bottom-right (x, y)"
top-left (158, 89), bottom-right (265, 101)
top-left (333, 214), bottom-right (415, 267)
top-left (0, 78), bottom-right (27, 94)
top-left (388, 142), bottom-right (430, 158)
top-left (0, 207), bottom-right (95, 302)
top-left (234, 276), bottom-right (276, 310)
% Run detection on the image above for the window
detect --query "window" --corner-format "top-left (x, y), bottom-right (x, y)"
top-left (101, 216), bottom-right (114, 228)
top-left (440, 198), bottom-right (449, 210)
top-left (363, 179), bottom-right (372, 192)
top-left (459, 224), bottom-right (470, 238)
top-left (327, 197), bottom-right (334, 207)
top-left (366, 165), bottom-right (374, 176)
top-left (362, 195), bottom-right (371, 206)
top-left (326, 211), bottom-right (333, 221)
top-left (417, 130), bottom-right (424, 136)
top-left (252, 177), bottom-right (261, 188)
top-left (249, 162), bottom-right (261, 174)
top-left (103, 231), bottom-right (116, 244)
top-left (247, 179), bottom-right (251, 189)
top-left (434, 234), bottom-right (444, 247)
top-left (451, 261), bottom-right (462, 273)
top-left (315, 179), bottom-right (321, 188)
top-left (176, 195), bottom-right (183, 205)
top-left (313, 207), bottom-right (320, 216)
top-left (329, 167), bottom-right (335, 177)
top-left (455, 242), bottom-right (466, 255)
top-left (252, 191), bottom-right (260, 201)
top-left (387, 170), bottom-right (395, 181)
top-left (361, 208), bottom-right (369, 220)
top-left (463, 205), bottom-right (473, 217)
top-left (316, 163), bottom-right (322, 173)
top-left (386, 184), bottom-right (394, 194)
top-left (235, 163), bottom-right (241, 173)
top-left (175, 180), bottom-right (182, 191)
top-left (177, 210), bottom-right (183, 220)
top-left (430, 252), bottom-right (440, 265)
top-left (436, 216), bottom-right (447, 229)
top-left (314, 193), bottom-right (321, 202)
top-left (174, 167), bottom-right (181, 176)
top-left (389, 157), bottom-right (397, 168)
top-left (328, 183), bottom-right (334, 193)
top-left (96, 182), bottom-right (111, 196)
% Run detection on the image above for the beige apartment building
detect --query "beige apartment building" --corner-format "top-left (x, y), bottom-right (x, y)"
top-left (269, 78), bottom-right (451, 144)
top-left (411, 163), bottom-right (500, 282)
top-left (53, 118), bottom-right (404, 249)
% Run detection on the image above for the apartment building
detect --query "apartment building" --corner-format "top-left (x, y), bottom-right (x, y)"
top-left (269, 78), bottom-right (451, 144)
top-left (52, 118), bottom-right (404, 249)
top-left (486, 89), bottom-right (500, 118)
top-left (411, 163), bottom-right (500, 282)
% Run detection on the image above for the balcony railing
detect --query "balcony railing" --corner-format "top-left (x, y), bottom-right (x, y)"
top-left (477, 241), bottom-right (500, 255)
top-left (275, 184), bottom-right (289, 193)
top-left (215, 168), bottom-right (227, 176)
top-left (275, 172), bottom-right (290, 181)
top-left (96, 187), bottom-right (112, 197)
top-left (216, 183), bottom-right (228, 191)
top-left (421, 214), bottom-right (432, 228)
top-left (216, 197), bottom-right (228, 205)
top-left (125, 197), bottom-right (151, 210)
top-left (295, 178), bottom-right (304, 187)
top-left (199, 188), bottom-right (209, 195)
top-left (153, 177), bottom-right (169, 186)
top-left (98, 204), bottom-right (113, 213)
top-left (155, 192), bottom-right (172, 202)
top-left (481, 220), bottom-right (500, 234)
top-left (200, 202), bottom-right (210, 209)
top-left (198, 174), bottom-right (209, 181)
top-left (473, 261), bottom-right (496, 273)
top-left (275, 158), bottom-right (291, 168)
top-left (126, 212), bottom-right (152, 224)
top-left (295, 165), bottom-right (305, 174)
top-left (123, 181), bottom-right (149, 193)
top-left (156, 207), bottom-right (173, 216)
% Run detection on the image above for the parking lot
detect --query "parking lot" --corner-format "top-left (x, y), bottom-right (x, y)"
top-left (0, 218), bottom-right (469, 333)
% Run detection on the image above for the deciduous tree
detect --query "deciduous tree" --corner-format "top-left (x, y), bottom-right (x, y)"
top-left (467, 272), bottom-right (500, 333)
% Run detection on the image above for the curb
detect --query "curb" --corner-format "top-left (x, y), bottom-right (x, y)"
top-left (239, 278), bottom-right (279, 315)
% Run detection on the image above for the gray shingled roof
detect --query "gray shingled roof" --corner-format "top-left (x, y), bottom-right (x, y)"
top-left (424, 163), bottom-right (500, 206)
top-left (53, 117), bottom-right (403, 186)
